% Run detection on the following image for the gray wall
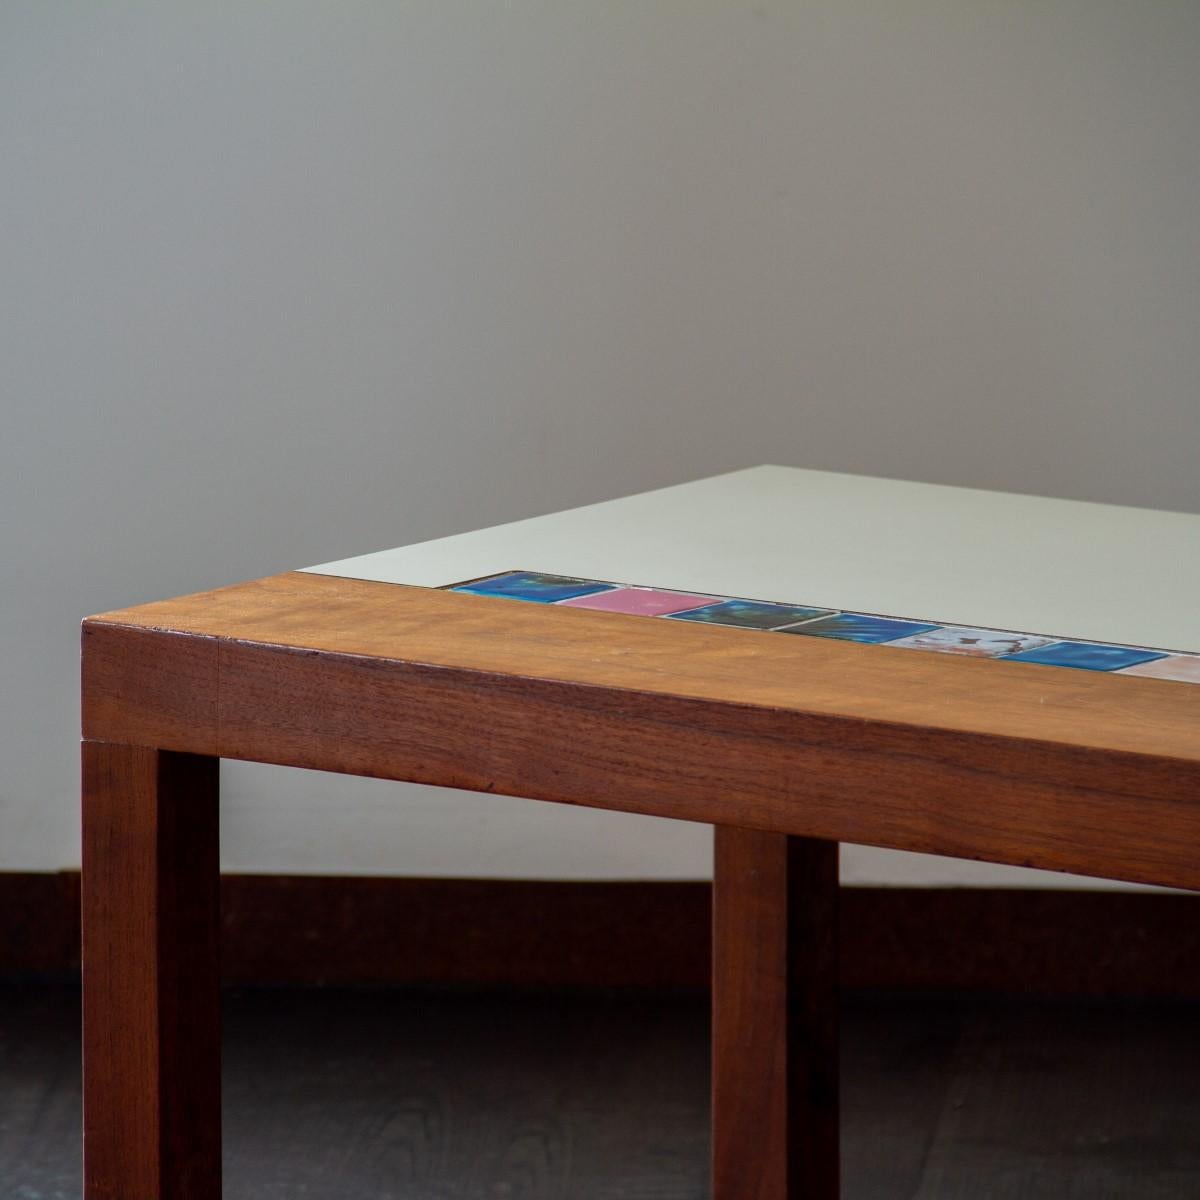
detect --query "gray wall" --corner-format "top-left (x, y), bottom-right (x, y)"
top-left (3, 1), bottom-right (1197, 883)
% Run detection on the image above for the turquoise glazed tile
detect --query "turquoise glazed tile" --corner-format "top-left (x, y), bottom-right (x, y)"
top-left (667, 599), bottom-right (833, 630)
top-left (452, 571), bottom-right (617, 604)
top-left (781, 612), bottom-right (940, 644)
top-left (1001, 641), bottom-right (1167, 672)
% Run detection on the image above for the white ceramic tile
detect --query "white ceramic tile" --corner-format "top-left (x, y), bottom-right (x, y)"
top-left (1118, 654), bottom-right (1200, 684)
top-left (888, 625), bottom-right (1057, 658)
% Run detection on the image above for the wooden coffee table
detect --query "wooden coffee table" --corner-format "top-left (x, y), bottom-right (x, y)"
top-left (81, 465), bottom-right (1200, 1199)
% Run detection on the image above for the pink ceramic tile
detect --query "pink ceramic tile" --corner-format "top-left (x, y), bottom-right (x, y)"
top-left (1118, 654), bottom-right (1200, 683)
top-left (558, 586), bottom-right (713, 617)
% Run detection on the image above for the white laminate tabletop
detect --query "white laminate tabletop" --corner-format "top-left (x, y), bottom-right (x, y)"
top-left (303, 465), bottom-right (1200, 654)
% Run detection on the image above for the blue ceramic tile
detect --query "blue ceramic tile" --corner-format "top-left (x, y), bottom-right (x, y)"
top-left (781, 612), bottom-right (941, 644)
top-left (1000, 640), bottom-right (1168, 672)
top-left (451, 571), bottom-right (617, 604)
top-left (667, 598), bottom-right (833, 630)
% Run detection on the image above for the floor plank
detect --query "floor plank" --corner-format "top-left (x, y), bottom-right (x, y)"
top-left (841, 994), bottom-right (964, 1200)
top-left (220, 988), bottom-right (710, 1199)
top-left (0, 984), bottom-right (82, 1200)
top-left (1, 985), bottom-right (1197, 1198)
top-left (915, 1000), bottom-right (1200, 1200)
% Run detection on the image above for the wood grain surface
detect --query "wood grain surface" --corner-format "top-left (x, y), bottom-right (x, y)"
top-left (81, 743), bottom-right (221, 1200)
top-left (83, 572), bottom-right (1200, 890)
top-left (712, 829), bottom-right (839, 1200)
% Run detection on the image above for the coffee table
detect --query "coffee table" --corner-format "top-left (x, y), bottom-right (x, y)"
top-left (81, 465), bottom-right (1200, 1199)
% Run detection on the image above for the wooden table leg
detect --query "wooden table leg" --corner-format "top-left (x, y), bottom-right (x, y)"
top-left (82, 741), bottom-right (222, 1200)
top-left (712, 827), bottom-right (839, 1200)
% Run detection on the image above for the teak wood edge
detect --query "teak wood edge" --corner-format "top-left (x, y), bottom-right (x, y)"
top-left (83, 571), bottom-right (1200, 891)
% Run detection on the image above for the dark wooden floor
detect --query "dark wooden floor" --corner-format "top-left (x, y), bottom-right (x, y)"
top-left (1, 984), bottom-right (1198, 1198)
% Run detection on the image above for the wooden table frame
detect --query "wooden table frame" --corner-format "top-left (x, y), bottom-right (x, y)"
top-left (81, 571), bottom-right (1200, 1199)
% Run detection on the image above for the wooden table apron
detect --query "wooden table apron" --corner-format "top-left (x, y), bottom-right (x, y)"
top-left (80, 572), bottom-right (1200, 1200)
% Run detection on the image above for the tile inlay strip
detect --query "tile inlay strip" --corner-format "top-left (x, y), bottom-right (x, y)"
top-left (445, 571), bottom-right (1200, 685)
